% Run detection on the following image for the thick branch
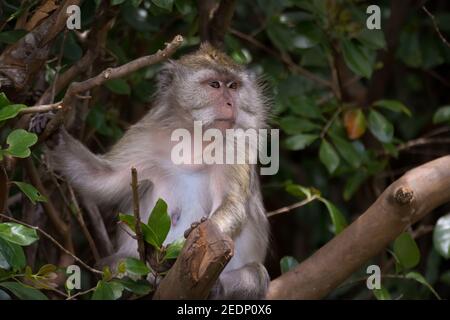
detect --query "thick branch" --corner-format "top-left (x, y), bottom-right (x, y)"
top-left (267, 155), bottom-right (450, 299)
top-left (153, 220), bottom-right (233, 299)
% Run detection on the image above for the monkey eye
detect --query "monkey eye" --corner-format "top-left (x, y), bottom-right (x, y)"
top-left (228, 82), bottom-right (238, 90)
top-left (209, 81), bottom-right (220, 89)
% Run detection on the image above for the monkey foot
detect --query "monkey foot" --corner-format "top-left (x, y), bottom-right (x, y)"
top-left (183, 216), bottom-right (208, 239)
top-left (29, 112), bottom-right (61, 148)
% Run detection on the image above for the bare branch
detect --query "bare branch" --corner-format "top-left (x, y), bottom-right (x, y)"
top-left (153, 220), bottom-right (233, 299)
top-left (39, 35), bottom-right (184, 141)
top-left (267, 156), bottom-right (450, 299)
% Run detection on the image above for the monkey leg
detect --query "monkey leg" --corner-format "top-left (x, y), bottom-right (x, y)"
top-left (210, 262), bottom-right (270, 300)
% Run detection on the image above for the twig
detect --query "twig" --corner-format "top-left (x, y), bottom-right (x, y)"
top-left (131, 167), bottom-right (146, 262)
top-left (422, 6), bottom-right (450, 49)
top-left (68, 185), bottom-right (101, 263)
top-left (320, 106), bottom-right (344, 139)
top-left (397, 138), bottom-right (450, 152)
top-left (83, 201), bottom-right (114, 257)
top-left (267, 195), bottom-right (319, 218)
top-left (66, 287), bottom-right (96, 300)
top-left (19, 102), bottom-right (63, 114)
top-left (0, 214), bottom-right (103, 276)
top-left (40, 35), bottom-right (184, 141)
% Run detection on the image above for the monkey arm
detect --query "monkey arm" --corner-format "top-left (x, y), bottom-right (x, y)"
top-left (209, 164), bottom-right (250, 238)
top-left (47, 129), bottom-right (131, 207)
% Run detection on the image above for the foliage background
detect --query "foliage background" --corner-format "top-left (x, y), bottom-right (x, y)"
top-left (1, 0), bottom-right (450, 300)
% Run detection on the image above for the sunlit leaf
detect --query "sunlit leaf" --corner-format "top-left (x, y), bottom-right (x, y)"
top-left (319, 199), bottom-right (347, 235)
top-left (147, 198), bottom-right (171, 247)
top-left (373, 100), bottom-right (411, 117)
top-left (91, 280), bottom-right (123, 300)
top-left (0, 223), bottom-right (39, 246)
top-left (0, 237), bottom-right (26, 270)
top-left (164, 239), bottom-right (185, 260)
top-left (5, 129), bottom-right (38, 158)
top-left (0, 104), bottom-right (26, 122)
top-left (433, 213), bottom-right (450, 259)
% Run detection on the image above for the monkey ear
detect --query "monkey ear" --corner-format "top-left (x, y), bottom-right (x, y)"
top-left (156, 60), bottom-right (180, 91)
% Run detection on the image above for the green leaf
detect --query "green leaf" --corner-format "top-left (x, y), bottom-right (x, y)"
top-left (373, 100), bottom-right (411, 117)
top-left (372, 286), bottom-right (391, 300)
top-left (357, 28), bottom-right (386, 50)
top-left (0, 237), bottom-right (26, 270)
top-left (164, 239), bottom-right (185, 260)
top-left (405, 272), bottom-right (441, 300)
top-left (0, 222), bottom-right (39, 246)
top-left (124, 258), bottom-right (150, 277)
top-left (285, 183), bottom-right (317, 200)
top-left (152, 0), bottom-right (174, 11)
top-left (288, 96), bottom-right (322, 119)
top-left (111, 0), bottom-right (127, 5)
top-left (343, 171), bottom-right (367, 201)
top-left (330, 134), bottom-right (362, 168)
top-left (432, 106), bottom-right (450, 124)
top-left (280, 256), bottom-right (298, 274)
top-left (5, 129), bottom-right (38, 158)
top-left (0, 93), bottom-right (11, 108)
top-left (105, 79), bottom-right (131, 95)
top-left (147, 198), bottom-right (171, 247)
top-left (114, 278), bottom-right (152, 296)
top-left (341, 39), bottom-right (373, 78)
top-left (0, 282), bottom-right (48, 300)
top-left (0, 104), bottom-right (26, 122)
top-left (393, 232), bottom-right (420, 269)
top-left (118, 214), bottom-right (160, 248)
top-left (279, 116), bottom-right (321, 134)
top-left (285, 134), bottom-right (318, 151)
top-left (319, 140), bottom-right (340, 174)
top-left (12, 181), bottom-right (47, 205)
top-left (433, 213), bottom-right (450, 259)
top-left (319, 199), bottom-right (347, 235)
top-left (368, 110), bottom-right (394, 143)
top-left (0, 30), bottom-right (27, 44)
top-left (91, 280), bottom-right (123, 300)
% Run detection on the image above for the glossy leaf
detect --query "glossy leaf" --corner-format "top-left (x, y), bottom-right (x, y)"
top-left (319, 199), bottom-right (347, 235)
top-left (330, 134), bottom-right (362, 168)
top-left (164, 239), bottom-right (185, 260)
top-left (91, 280), bottom-right (123, 300)
top-left (405, 272), bottom-right (441, 300)
top-left (319, 140), bottom-right (340, 174)
top-left (147, 198), bottom-right (171, 248)
top-left (368, 110), bottom-right (394, 143)
top-left (0, 237), bottom-right (26, 270)
top-left (0, 223), bottom-right (39, 246)
top-left (124, 258), bottom-right (150, 277)
top-left (432, 106), bottom-right (450, 124)
top-left (12, 181), bottom-right (47, 205)
top-left (393, 232), bottom-right (420, 270)
top-left (5, 129), bottom-right (38, 158)
top-left (285, 134), bottom-right (318, 151)
top-left (341, 39), bottom-right (373, 78)
top-left (0, 104), bottom-right (26, 122)
top-left (115, 278), bottom-right (152, 296)
top-left (0, 282), bottom-right (48, 300)
top-left (373, 100), bottom-right (411, 117)
top-left (433, 213), bottom-right (450, 259)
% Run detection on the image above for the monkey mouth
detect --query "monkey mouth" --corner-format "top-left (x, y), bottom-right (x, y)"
top-left (214, 118), bottom-right (236, 129)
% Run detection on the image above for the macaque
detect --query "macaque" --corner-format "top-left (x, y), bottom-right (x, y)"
top-left (31, 43), bottom-right (270, 299)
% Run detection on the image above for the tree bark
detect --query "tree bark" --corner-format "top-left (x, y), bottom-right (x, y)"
top-left (267, 155), bottom-right (450, 299)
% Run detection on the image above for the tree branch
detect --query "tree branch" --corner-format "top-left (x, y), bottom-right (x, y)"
top-left (39, 35), bottom-right (184, 141)
top-left (153, 220), bottom-right (233, 299)
top-left (266, 155), bottom-right (450, 299)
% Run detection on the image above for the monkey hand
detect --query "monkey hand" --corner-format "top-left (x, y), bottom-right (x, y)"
top-left (183, 216), bottom-right (208, 239)
top-left (29, 112), bottom-right (62, 148)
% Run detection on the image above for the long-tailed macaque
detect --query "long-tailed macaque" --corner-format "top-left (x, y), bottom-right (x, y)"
top-left (32, 43), bottom-right (270, 299)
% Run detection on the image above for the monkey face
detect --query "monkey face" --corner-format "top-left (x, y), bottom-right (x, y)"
top-left (170, 67), bottom-right (268, 131)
